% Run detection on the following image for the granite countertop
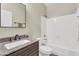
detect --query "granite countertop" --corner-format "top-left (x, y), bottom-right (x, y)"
top-left (0, 38), bottom-right (39, 56)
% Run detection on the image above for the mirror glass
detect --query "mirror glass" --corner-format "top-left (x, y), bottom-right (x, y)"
top-left (0, 3), bottom-right (26, 28)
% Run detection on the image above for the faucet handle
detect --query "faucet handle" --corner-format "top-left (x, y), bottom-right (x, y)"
top-left (14, 34), bottom-right (19, 40)
top-left (19, 36), bottom-right (21, 40)
top-left (9, 38), bottom-right (12, 42)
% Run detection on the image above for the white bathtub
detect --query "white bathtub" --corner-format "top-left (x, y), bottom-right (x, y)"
top-left (48, 44), bottom-right (79, 56)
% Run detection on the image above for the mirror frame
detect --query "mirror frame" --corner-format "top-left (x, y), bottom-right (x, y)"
top-left (0, 3), bottom-right (26, 28)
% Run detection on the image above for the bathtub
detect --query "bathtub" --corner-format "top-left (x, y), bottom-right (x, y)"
top-left (47, 43), bottom-right (79, 56)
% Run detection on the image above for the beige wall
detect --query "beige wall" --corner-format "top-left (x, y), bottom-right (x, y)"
top-left (0, 3), bottom-right (78, 39)
top-left (26, 3), bottom-right (46, 38)
top-left (0, 3), bottom-right (46, 38)
top-left (45, 3), bottom-right (77, 18)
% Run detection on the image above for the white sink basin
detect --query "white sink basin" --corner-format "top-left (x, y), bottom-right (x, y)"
top-left (4, 40), bottom-right (30, 49)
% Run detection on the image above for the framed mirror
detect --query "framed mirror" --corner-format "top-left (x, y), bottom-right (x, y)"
top-left (0, 3), bottom-right (26, 28)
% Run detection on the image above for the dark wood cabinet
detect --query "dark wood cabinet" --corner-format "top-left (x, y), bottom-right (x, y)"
top-left (6, 41), bottom-right (39, 56)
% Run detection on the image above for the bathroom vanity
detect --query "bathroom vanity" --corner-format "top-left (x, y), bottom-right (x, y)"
top-left (0, 35), bottom-right (39, 56)
top-left (6, 41), bottom-right (39, 56)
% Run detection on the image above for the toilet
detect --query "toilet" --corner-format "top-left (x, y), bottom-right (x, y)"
top-left (39, 45), bottom-right (52, 56)
top-left (36, 38), bottom-right (52, 56)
